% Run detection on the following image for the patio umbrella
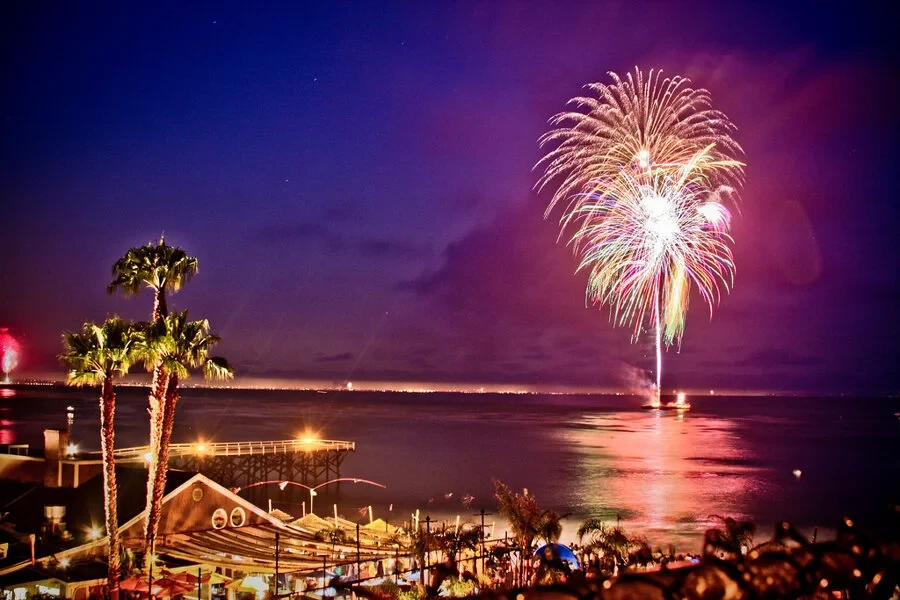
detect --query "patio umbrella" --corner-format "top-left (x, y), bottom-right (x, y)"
top-left (119, 576), bottom-right (152, 593)
top-left (226, 575), bottom-right (269, 594)
top-left (152, 577), bottom-right (196, 597)
top-left (534, 543), bottom-right (581, 570)
top-left (171, 571), bottom-right (232, 586)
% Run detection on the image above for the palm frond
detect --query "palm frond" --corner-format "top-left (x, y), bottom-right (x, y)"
top-left (108, 237), bottom-right (199, 297)
top-left (59, 317), bottom-right (139, 385)
top-left (204, 356), bottom-right (234, 381)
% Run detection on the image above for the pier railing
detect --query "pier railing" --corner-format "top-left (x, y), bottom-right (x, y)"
top-left (109, 438), bottom-right (355, 462)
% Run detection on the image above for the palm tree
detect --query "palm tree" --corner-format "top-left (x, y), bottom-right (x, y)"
top-left (108, 235), bottom-right (199, 323)
top-left (577, 518), bottom-right (649, 575)
top-left (434, 522), bottom-right (482, 565)
top-left (705, 515), bottom-right (755, 559)
top-left (493, 480), bottom-right (561, 586)
top-left (135, 311), bottom-right (232, 568)
top-left (390, 525), bottom-right (437, 582)
top-left (107, 237), bottom-right (199, 567)
top-left (493, 480), bottom-right (562, 550)
top-left (60, 317), bottom-right (137, 600)
top-left (536, 511), bottom-right (563, 547)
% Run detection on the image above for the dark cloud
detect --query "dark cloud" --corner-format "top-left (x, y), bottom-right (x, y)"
top-left (256, 222), bottom-right (424, 260)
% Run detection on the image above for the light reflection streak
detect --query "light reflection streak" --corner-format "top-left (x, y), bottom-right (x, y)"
top-left (560, 411), bottom-right (761, 545)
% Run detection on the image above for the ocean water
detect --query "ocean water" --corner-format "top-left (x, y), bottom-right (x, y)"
top-left (2, 385), bottom-right (898, 549)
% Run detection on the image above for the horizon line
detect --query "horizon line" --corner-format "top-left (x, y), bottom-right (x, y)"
top-left (3, 372), bottom-right (897, 398)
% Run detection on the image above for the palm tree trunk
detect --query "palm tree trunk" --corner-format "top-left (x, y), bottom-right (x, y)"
top-left (143, 288), bottom-right (167, 566)
top-left (101, 377), bottom-right (121, 600)
top-left (142, 366), bottom-right (168, 570)
top-left (143, 372), bottom-right (178, 571)
top-left (152, 289), bottom-right (168, 323)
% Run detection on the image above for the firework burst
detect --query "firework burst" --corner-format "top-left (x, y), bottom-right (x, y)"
top-left (537, 68), bottom-right (743, 402)
top-left (574, 152), bottom-right (735, 346)
top-left (536, 68), bottom-right (743, 227)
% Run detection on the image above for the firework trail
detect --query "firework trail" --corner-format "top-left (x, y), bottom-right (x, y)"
top-left (537, 68), bottom-right (742, 403)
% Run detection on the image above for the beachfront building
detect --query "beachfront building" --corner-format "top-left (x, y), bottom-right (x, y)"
top-left (1, 472), bottom-right (406, 599)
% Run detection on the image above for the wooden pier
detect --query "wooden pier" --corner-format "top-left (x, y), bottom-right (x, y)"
top-left (112, 438), bottom-right (356, 489)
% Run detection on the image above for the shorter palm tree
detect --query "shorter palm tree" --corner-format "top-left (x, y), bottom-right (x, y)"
top-left (577, 518), bottom-right (649, 575)
top-left (60, 317), bottom-right (138, 600)
top-left (135, 311), bottom-right (233, 569)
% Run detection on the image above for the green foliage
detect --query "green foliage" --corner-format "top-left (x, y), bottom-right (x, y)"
top-left (433, 523), bottom-right (482, 563)
top-left (493, 479), bottom-right (561, 550)
top-left (369, 580), bottom-right (402, 600)
top-left (442, 578), bottom-right (478, 597)
top-left (577, 519), bottom-right (649, 574)
top-left (60, 317), bottom-right (138, 386)
top-left (134, 311), bottom-right (233, 383)
top-left (108, 235), bottom-right (199, 299)
top-left (393, 526), bottom-right (438, 568)
top-left (397, 585), bottom-right (427, 600)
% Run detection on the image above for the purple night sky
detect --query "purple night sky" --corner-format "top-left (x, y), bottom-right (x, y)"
top-left (2, 2), bottom-right (897, 393)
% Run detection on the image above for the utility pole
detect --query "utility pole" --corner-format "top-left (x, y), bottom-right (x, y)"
top-left (425, 516), bottom-right (431, 588)
top-left (356, 523), bottom-right (361, 583)
top-left (474, 508), bottom-right (494, 576)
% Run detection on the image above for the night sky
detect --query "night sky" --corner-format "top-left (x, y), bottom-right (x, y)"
top-left (2, 2), bottom-right (898, 394)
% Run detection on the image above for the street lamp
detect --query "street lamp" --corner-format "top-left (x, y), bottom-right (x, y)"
top-left (235, 478), bottom-right (386, 516)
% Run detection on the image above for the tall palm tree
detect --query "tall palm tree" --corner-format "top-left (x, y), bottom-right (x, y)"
top-left (107, 237), bottom-right (199, 567)
top-left (108, 235), bottom-right (199, 323)
top-left (136, 311), bottom-right (232, 568)
top-left (60, 317), bottom-right (137, 600)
